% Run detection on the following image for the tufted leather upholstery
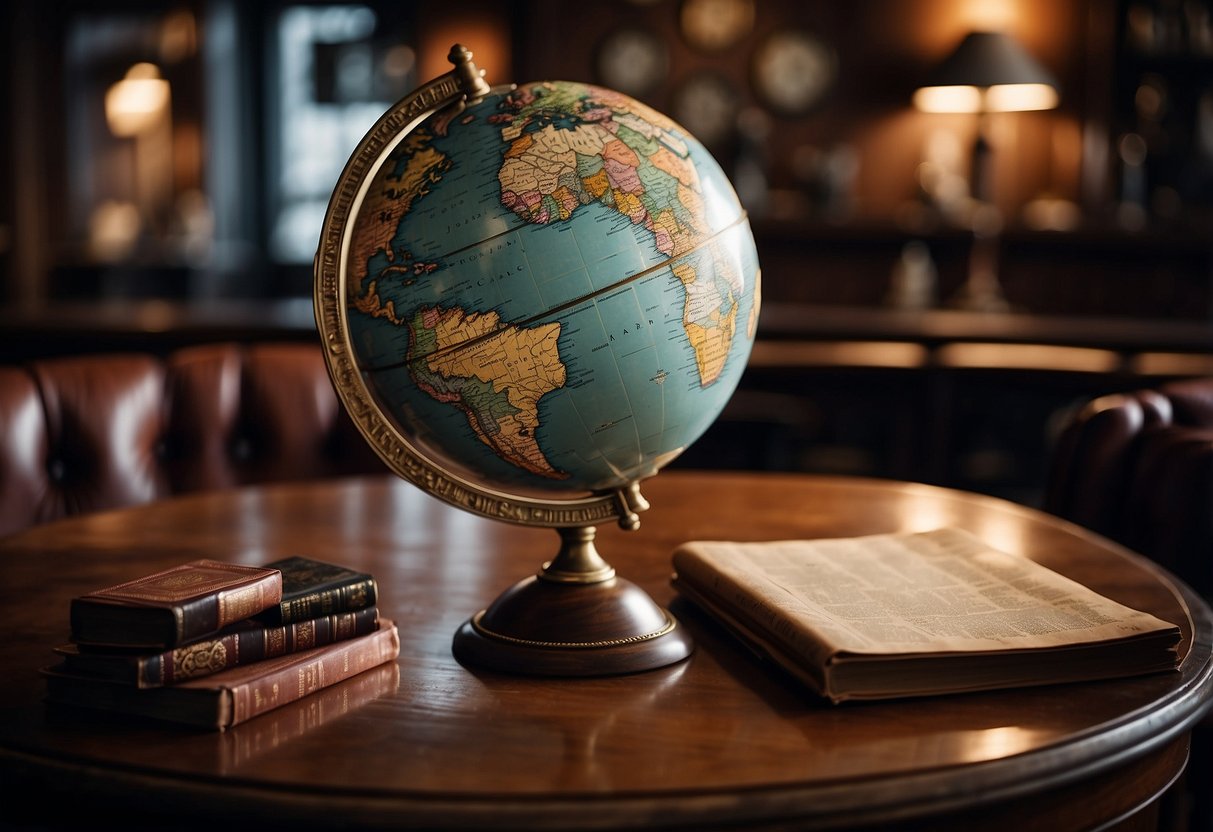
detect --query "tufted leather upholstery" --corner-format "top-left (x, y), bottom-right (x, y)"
top-left (1045, 377), bottom-right (1213, 831)
top-left (0, 343), bottom-right (386, 537)
top-left (1045, 376), bottom-right (1213, 599)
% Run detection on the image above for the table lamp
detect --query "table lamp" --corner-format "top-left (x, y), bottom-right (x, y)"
top-left (913, 31), bottom-right (1058, 311)
top-left (914, 30), bottom-right (1058, 203)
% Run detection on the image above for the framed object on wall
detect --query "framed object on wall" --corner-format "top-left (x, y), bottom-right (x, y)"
top-left (679, 0), bottom-right (756, 52)
top-left (595, 28), bottom-right (669, 96)
top-left (751, 30), bottom-right (836, 115)
top-left (672, 72), bottom-right (740, 147)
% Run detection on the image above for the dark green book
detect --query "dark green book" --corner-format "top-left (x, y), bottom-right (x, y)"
top-left (255, 557), bottom-right (378, 624)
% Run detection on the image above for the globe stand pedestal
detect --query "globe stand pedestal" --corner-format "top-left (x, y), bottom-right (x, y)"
top-left (452, 525), bottom-right (694, 676)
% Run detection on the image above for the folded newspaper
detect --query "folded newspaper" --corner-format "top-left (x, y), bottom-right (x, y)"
top-left (671, 527), bottom-right (1181, 703)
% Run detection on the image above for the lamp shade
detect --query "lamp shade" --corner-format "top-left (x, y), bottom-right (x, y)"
top-left (914, 31), bottom-right (1058, 113)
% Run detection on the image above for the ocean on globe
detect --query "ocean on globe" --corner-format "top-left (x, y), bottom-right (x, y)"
top-left (344, 79), bottom-right (760, 497)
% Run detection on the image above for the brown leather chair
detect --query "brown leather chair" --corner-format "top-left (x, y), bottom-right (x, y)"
top-left (0, 343), bottom-right (386, 537)
top-left (1045, 376), bottom-right (1213, 832)
top-left (1045, 376), bottom-right (1213, 599)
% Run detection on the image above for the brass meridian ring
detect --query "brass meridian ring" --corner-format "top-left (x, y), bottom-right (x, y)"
top-left (469, 610), bottom-right (677, 648)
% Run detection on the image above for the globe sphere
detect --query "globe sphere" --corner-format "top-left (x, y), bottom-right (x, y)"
top-left (339, 79), bottom-right (760, 499)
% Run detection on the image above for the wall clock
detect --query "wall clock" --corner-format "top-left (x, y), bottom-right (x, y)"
top-left (679, 0), bottom-right (756, 52)
top-left (595, 28), bottom-right (669, 96)
top-left (672, 72), bottom-right (739, 147)
top-left (751, 30), bottom-right (836, 115)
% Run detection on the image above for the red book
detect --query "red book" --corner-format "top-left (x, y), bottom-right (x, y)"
top-left (43, 619), bottom-right (400, 730)
top-left (69, 560), bottom-right (283, 649)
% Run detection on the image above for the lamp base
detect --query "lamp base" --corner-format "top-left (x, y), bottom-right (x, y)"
top-left (949, 212), bottom-right (1010, 313)
top-left (948, 272), bottom-right (1010, 312)
top-left (452, 526), bottom-right (694, 676)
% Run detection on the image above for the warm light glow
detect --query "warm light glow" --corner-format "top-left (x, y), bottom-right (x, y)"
top-left (914, 83), bottom-right (1057, 113)
top-left (1131, 352), bottom-right (1213, 376)
top-left (748, 341), bottom-right (927, 369)
top-left (958, 726), bottom-right (1044, 762)
top-left (158, 9), bottom-right (197, 63)
top-left (985, 82), bottom-right (1058, 111)
top-left (105, 63), bottom-right (171, 137)
top-left (935, 343), bottom-right (1119, 372)
top-left (87, 200), bottom-right (142, 262)
top-left (961, 0), bottom-right (1018, 31)
top-left (418, 26), bottom-right (509, 86)
top-left (382, 44), bottom-right (417, 81)
top-left (913, 85), bottom-right (984, 113)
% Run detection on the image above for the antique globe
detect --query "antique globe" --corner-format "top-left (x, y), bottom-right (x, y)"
top-left (315, 46), bottom-right (760, 675)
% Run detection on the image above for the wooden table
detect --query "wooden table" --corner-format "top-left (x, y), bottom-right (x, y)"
top-left (1, 472), bottom-right (1210, 830)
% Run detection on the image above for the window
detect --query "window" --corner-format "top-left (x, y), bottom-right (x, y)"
top-left (267, 4), bottom-right (417, 264)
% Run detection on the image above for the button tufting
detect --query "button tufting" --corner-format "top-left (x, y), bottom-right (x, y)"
top-left (46, 458), bottom-right (66, 483)
top-left (230, 436), bottom-right (253, 462)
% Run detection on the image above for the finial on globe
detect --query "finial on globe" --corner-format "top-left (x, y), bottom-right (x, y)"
top-left (315, 45), bottom-right (761, 675)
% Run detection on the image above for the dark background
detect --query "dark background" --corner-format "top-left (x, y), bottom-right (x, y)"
top-left (2, 0), bottom-right (1211, 505)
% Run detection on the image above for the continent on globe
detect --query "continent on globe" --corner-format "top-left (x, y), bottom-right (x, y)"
top-left (407, 305), bottom-right (569, 480)
top-left (349, 130), bottom-right (450, 296)
top-left (493, 82), bottom-right (741, 386)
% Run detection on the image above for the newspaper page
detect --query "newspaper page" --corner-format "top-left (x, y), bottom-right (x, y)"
top-left (671, 527), bottom-right (1180, 657)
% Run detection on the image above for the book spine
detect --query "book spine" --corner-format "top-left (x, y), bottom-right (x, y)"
top-left (141, 607), bottom-right (380, 687)
top-left (217, 661), bottom-right (400, 770)
top-left (173, 572), bottom-right (283, 645)
top-left (274, 577), bottom-right (378, 624)
top-left (225, 622), bottom-right (400, 728)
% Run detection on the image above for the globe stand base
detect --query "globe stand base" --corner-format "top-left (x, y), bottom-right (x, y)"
top-left (452, 526), bottom-right (693, 676)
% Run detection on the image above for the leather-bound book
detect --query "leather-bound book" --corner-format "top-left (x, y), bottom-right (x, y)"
top-left (54, 606), bottom-right (380, 688)
top-left (70, 560), bottom-right (283, 649)
top-left (256, 556), bottom-right (378, 624)
top-left (43, 619), bottom-right (401, 730)
top-left (214, 661), bottom-right (401, 771)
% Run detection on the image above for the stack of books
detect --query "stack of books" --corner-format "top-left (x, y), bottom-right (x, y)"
top-left (42, 556), bottom-right (399, 730)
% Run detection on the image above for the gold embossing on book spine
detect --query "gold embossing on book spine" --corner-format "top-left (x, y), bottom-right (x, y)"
top-left (266, 626), bottom-right (287, 656)
top-left (296, 620), bottom-right (317, 650)
top-left (299, 661), bottom-right (325, 696)
top-left (252, 681), bottom-right (280, 714)
top-left (173, 640), bottom-right (230, 680)
top-left (346, 581), bottom-right (372, 609)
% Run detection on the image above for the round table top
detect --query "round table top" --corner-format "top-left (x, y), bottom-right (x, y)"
top-left (0, 471), bottom-right (1210, 830)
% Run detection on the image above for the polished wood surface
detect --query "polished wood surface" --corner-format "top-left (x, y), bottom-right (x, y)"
top-left (1, 472), bottom-right (1210, 830)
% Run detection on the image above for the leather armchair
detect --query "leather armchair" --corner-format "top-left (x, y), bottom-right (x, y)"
top-left (0, 343), bottom-right (386, 537)
top-left (1045, 377), bottom-right (1213, 831)
top-left (1045, 377), bottom-right (1213, 599)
